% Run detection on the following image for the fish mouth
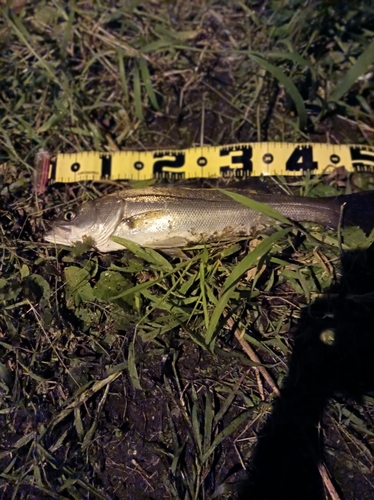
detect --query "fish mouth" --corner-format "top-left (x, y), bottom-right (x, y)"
top-left (45, 225), bottom-right (75, 246)
top-left (44, 213), bottom-right (121, 249)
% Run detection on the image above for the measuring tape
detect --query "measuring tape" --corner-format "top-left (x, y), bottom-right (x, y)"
top-left (48, 143), bottom-right (374, 183)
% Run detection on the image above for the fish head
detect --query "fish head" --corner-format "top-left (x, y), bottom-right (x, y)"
top-left (45, 196), bottom-right (124, 251)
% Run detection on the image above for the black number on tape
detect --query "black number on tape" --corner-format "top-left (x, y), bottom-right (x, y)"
top-left (286, 146), bottom-right (317, 171)
top-left (50, 158), bottom-right (57, 180)
top-left (100, 155), bottom-right (112, 178)
top-left (153, 152), bottom-right (185, 178)
top-left (350, 147), bottom-right (374, 171)
top-left (219, 145), bottom-right (253, 177)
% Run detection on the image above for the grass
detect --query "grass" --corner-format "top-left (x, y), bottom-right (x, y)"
top-left (1, 0), bottom-right (374, 499)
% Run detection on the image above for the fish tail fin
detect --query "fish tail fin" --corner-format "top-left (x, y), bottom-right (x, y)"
top-left (340, 191), bottom-right (374, 234)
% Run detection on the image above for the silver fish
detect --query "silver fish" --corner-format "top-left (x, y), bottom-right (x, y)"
top-left (44, 187), bottom-right (370, 252)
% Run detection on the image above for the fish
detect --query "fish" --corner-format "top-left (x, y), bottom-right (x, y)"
top-left (44, 187), bottom-right (374, 252)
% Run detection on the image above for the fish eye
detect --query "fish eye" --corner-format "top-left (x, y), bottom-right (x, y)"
top-left (64, 210), bottom-right (77, 222)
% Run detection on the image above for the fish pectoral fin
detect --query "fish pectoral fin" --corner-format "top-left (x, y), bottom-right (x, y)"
top-left (123, 210), bottom-right (166, 229)
top-left (159, 248), bottom-right (189, 260)
top-left (148, 236), bottom-right (189, 248)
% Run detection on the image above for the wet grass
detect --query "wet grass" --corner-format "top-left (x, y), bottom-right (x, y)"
top-left (1, 1), bottom-right (374, 499)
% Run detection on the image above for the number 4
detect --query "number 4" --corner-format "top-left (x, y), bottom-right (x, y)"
top-left (286, 146), bottom-right (318, 172)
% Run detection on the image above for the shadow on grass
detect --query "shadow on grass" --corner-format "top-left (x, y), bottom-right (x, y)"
top-left (238, 244), bottom-right (374, 500)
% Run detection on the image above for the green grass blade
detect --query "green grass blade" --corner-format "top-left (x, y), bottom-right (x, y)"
top-left (60, 2), bottom-right (75, 59)
top-left (140, 39), bottom-right (174, 52)
top-left (267, 51), bottom-right (317, 78)
top-left (223, 227), bottom-right (291, 293)
top-left (205, 227), bottom-right (291, 344)
top-left (329, 39), bottom-right (374, 102)
top-left (202, 408), bottom-right (255, 463)
top-left (7, 14), bottom-right (57, 83)
top-left (219, 189), bottom-right (293, 225)
top-left (199, 262), bottom-right (209, 330)
top-left (133, 60), bottom-right (143, 120)
top-left (249, 53), bottom-right (307, 130)
top-left (117, 49), bottom-right (130, 105)
top-left (111, 236), bottom-right (173, 270)
top-left (203, 390), bottom-right (214, 456)
top-left (191, 388), bottom-right (202, 457)
top-left (139, 57), bottom-right (159, 110)
top-left (128, 340), bottom-right (142, 389)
